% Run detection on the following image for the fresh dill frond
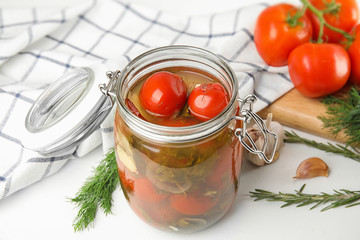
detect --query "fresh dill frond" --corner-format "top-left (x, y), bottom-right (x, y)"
top-left (319, 87), bottom-right (360, 149)
top-left (284, 86), bottom-right (360, 162)
top-left (69, 148), bottom-right (119, 232)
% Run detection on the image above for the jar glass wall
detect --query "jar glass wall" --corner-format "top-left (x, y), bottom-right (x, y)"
top-left (113, 46), bottom-right (243, 233)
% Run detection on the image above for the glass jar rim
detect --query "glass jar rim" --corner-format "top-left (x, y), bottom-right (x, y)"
top-left (115, 45), bottom-right (239, 143)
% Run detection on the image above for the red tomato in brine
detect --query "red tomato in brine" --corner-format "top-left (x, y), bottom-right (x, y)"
top-left (170, 192), bottom-right (219, 216)
top-left (188, 83), bottom-right (229, 122)
top-left (208, 146), bottom-right (233, 189)
top-left (254, 3), bottom-right (313, 67)
top-left (130, 200), bottom-right (179, 226)
top-left (133, 178), bottom-right (167, 204)
top-left (139, 71), bottom-right (187, 118)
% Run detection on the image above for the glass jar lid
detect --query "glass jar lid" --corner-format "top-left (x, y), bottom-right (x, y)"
top-left (23, 64), bottom-right (113, 156)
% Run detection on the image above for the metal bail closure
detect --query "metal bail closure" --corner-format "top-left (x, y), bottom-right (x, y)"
top-left (24, 65), bottom-right (114, 157)
top-left (99, 70), bottom-right (120, 102)
top-left (234, 95), bottom-right (278, 164)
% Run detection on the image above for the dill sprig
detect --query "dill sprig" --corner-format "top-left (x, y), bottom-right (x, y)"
top-left (69, 148), bottom-right (119, 232)
top-left (284, 130), bottom-right (360, 162)
top-left (284, 86), bottom-right (360, 162)
top-left (250, 184), bottom-right (360, 211)
top-left (319, 87), bottom-right (360, 149)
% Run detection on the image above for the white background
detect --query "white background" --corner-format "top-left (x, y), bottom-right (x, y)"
top-left (1, 0), bottom-right (360, 239)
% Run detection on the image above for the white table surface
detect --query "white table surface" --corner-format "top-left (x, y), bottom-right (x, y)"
top-left (1, 0), bottom-right (360, 239)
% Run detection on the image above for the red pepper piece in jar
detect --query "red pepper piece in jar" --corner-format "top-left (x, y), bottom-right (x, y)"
top-left (125, 98), bottom-right (145, 120)
top-left (118, 168), bottom-right (135, 194)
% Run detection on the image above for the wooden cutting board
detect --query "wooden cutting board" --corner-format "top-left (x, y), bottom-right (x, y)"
top-left (257, 88), bottom-right (346, 143)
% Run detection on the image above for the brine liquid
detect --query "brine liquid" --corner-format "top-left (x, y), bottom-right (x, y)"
top-left (126, 67), bottom-right (224, 125)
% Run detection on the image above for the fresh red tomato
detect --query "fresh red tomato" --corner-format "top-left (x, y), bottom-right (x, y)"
top-left (306, 0), bottom-right (359, 43)
top-left (170, 192), bottom-right (219, 216)
top-left (188, 83), bottom-right (229, 122)
top-left (346, 24), bottom-right (360, 85)
top-left (288, 43), bottom-right (350, 97)
top-left (254, 3), bottom-right (313, 67)
top-left (139, 71), bottom-right (187, 118)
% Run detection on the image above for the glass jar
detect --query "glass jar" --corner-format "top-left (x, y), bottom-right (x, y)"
top-left (103, 46), bottom-right (277, 233)
top-left (24, 44), bottom-right (276, 233)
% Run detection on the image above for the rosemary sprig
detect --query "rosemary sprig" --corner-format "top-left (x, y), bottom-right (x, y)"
top-left (250, 184), bottom-right (360, 211)
top-left (69, 148), bottom-right (119, 232)
top-left (284, 130), bottom-right (360, 162)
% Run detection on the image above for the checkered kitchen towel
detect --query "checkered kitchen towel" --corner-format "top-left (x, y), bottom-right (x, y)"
top-left (0, 0), bottom-right (292, 199)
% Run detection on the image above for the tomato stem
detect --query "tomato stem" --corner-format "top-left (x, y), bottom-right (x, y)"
top-left (321, 0), bottom-right (341, 14)
top-left (300, 0), bottom-right (355, 44)
top-left (286, 6), bottom-right (308, 27)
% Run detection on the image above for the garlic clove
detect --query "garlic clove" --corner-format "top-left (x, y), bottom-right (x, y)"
top-left (245, 113), bottom-right (285, 166)
top-left (116, 145), bottom-right (137, 173)
top-left (294, 157), bottom-right (329, 179)
top-left (115, 130), bottom-right (137, 173)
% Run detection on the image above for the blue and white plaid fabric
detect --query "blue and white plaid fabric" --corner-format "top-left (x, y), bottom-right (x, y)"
top-left (0, 0), bottom-right (292, 199)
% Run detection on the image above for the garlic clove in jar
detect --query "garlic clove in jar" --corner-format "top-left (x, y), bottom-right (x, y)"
top-left (294, 157), bottom-right (329, 179)
top-left (244, 113), bottom-right (284, 166)
top-left (116, 145), bottom-right (137, 173)
top-left (115, 131), bottom-right (137, 173)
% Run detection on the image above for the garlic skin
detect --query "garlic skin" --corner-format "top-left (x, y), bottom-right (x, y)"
top-left (294, 157), bottom-right (329, 179)
top-left (245, 113), bottom-right (285, 166)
